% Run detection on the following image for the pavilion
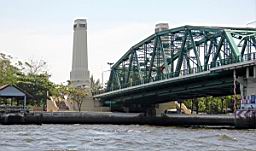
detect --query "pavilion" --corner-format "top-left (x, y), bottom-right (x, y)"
top-left (0, 84), bottom-right (33, 111)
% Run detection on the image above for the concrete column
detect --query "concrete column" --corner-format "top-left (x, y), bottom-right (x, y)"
top-left (235, 67), bottom-right (256, 128)
top-left (254, 66), bottom-right (256, 78)
top-left (23, 95), bottom-right (26, 109)
top-left (246, 67), bottom-right (250, 78)
top-left (237, 67), bottom-right (256, 109)
top-left (70, 19), bottom-right (90, 87)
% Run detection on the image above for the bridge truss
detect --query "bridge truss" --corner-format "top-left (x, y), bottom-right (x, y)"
top-left (107, 25), bottom-right (256, 91)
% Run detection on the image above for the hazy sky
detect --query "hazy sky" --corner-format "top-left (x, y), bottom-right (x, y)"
top-left (0, 0), bottom-right (255, 84)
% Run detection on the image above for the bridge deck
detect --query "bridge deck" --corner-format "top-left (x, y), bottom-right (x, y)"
top-left (94, 60), bottom-right (256, 103)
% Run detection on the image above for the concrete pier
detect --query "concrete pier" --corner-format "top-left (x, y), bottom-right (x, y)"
top-left (0, 112), bottom-right (237, 127)
top-left (235, 109), bottom-right (256, 128)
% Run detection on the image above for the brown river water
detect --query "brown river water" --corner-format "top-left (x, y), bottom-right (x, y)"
top-left (0, 124), bottom-right (255, 151)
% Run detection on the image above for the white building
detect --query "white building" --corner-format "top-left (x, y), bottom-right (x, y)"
top-left (155, 23), bottom-right (169, 33)
top-left (70, 19), bottom-right (90, 87)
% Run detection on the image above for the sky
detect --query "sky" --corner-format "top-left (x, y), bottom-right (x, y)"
top-left (0, 0), bottom-right (255, 84)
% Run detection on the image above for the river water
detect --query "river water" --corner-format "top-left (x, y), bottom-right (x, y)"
top-left (0, 124), bottom-right (255, 151)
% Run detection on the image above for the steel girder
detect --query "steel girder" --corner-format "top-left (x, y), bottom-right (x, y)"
top-left (107, 25), bottom-right (256, 91)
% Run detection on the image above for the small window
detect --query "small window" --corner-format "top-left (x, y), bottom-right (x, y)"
top-left (79, 24), bottom-right (86, 28)
top-left (73, 24), bottom-right (77, 28)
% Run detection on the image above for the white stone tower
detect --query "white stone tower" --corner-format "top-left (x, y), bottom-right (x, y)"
top-left (70, 19), bottom-right (90, 87)
top-left (155, 23), bottom-right (169, 33)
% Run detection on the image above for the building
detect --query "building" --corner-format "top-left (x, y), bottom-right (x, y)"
top-left (70, 19), bottom-right (90, 87)
top-left (155, 23), bottom-right (169, 33)
top-left (0, 84), bottom-right (33, 112)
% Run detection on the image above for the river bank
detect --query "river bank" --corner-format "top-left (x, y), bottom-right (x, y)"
top-left (0, 112), bottom-right (236, 128)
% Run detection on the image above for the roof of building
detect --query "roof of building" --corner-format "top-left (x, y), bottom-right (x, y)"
top-left (0, 84), bottom-right (33, 99)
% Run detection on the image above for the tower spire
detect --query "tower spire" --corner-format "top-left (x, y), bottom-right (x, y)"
top-left (70, 19), bottom-right (90, 87)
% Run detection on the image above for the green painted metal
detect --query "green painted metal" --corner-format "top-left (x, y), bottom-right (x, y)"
top-left (252, 36), bottom-right (256, 49)
top-left (224, 30), bottom-right (240, 59)
top-left (105, 25), bottom-right (256, 92)
top-left (241, 38), bottom-right (248, 58)
top-left (114, 70), bottom-right (121, 89)
top-left (125, 51), bottom-right (134, 84)
top-left (188, 30), bottom-right (201, 68)
top-left (185, 55), bottom-right (191, 73)
top-left (134, 51), bottom-right (143, 82)
top-left (212, 36), bottom-right (224, 67)
top-left (148, 38), bottom-right (157, 80)
top-left (159, 36), bottom-right (169, 76)
top-left (204, 40), bottom-right (214, 71)
top-left (175, 31), bottom-right (188, 76)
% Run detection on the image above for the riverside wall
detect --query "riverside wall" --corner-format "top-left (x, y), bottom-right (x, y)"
top-left (0, 112), bottom-right (238, 127)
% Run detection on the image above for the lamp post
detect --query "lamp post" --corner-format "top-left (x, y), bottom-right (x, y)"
top-left (107, 62), bottom-right (114, 69)
top-left (102, 62), bottom-right (114, 87)
top-left (101, 70), bottom-right (110, 88)
top-left (106, 62), bottom-right (114, 111)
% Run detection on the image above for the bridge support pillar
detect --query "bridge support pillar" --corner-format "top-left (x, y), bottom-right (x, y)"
top-left (237, 67), bottom-right (256, 100)
top-left (144, 106), bottom-right (156, 117)
top-left (236, 67), bottom-right (256, 128)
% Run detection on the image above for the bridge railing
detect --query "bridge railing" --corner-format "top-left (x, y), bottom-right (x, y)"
top-left (94, 52), bottom-right (256, 95)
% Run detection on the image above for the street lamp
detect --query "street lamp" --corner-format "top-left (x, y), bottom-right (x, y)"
top-left (106, 62), bottom-right (114, 111)
top-left (101, 70), bottom-right (110, 87)
top-left (102, 62), bottom-right (114, 88)
top-left (107, 62), bottom-right (114, 69)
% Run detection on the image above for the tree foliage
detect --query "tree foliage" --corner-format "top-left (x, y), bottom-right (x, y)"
top-left (90, 75), bottom-right (102, 92)
top-left (183, 95), bottom-right (238, 114)
top-left (68, 87), bottom-right (88, 112)
top-left (0, 53), bottom-right (55, 108)
top-left (0, 53), bottom-right (20, 85)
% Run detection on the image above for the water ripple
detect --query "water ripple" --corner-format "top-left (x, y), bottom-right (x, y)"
top-left (0, 125), bottom-right (256, 151)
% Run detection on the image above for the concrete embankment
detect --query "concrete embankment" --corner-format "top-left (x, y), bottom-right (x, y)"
top-left (0, 112), bottom-right (236, 127)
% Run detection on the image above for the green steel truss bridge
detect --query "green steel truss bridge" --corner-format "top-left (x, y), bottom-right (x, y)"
top-left (94, 25), bottom-right (256, 111)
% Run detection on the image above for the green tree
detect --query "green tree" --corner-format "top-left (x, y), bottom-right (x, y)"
top-left (0, 53), bottom-right (20, 85)
top-left (90, 75), bottom-right (102, 92)
top-left (17, 73), bottom-right (55, 107)
top-left (0, 53), bottom-right (60, 109)
top-left (15, 59), bottom-right (56, 108)
top-left (69, 87), bottom-right (88, 112)
top-left (184, 95), bottom-right (238, 114)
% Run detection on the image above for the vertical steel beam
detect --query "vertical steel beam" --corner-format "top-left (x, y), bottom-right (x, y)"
top-left (125, 52), bottom-right (134, 84)
top-left (241, 38), bottom-right (248, 59)
top-left (134, 50), bottom-right (143, 83)
top-left (148, 38), bottom-right (158, 79)
top-left (175, 31), bottom-right (188, 76)
top-left (252, 36), bottom-right (256, 50)
top-left (204, 40), bottom-right (214, 70)
top-left (185, 55), bottom-right (191, 74)
top-left (159, 36), bottom-right (169, 75)
top-left (114, 70), bottom-right (121, 89)
top-left (212, 36), bottom-right (224, 66)
top-left (170, 35), bottom-right (175, 73)
top-left (144, 44), bottom-right (148, 79)
top-left (107, 71), bottom-right (114, 91)
top-left (188, 30), bottom-right (201, 68)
